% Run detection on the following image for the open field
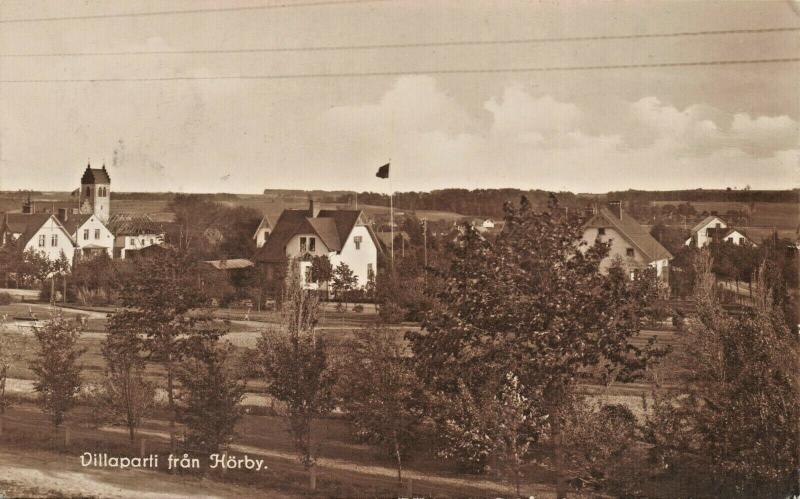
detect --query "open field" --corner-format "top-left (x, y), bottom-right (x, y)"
top-left (651, 201), bottom-right (798, 229)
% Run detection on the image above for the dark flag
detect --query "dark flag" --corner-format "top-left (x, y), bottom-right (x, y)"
top-left (375, 163), bottom-right (390, 179)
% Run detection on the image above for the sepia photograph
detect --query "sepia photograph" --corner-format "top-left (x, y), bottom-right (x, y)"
top-left (0, 1), bottom-right (798, 497)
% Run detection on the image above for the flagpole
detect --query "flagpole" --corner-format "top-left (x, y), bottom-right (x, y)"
top-left (389, 175), bottom-right (394, 263)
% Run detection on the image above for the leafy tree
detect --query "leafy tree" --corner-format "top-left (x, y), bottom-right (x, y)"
top-left (646, 253), bottom-right (800, 498)
top-left (409, 195), bottom-right (662, 497)
top-left (30, 315), bottom-right (85, 428)
top-left (310, 255), bottom-right (333, 289)
top-left (177, 339), bottom-right (245, 454)
top-left (337, 326), bottom-right (424, 484)
top-left (331, 262), bottom-right (357, 309)
top-left (0, 333), bottom-right (18, 414)
top-left (257, 262), bottom-right (336, 482)
top-left (112, 247), bottom-right (223, 451)
top-left (101, 324), bottom-right (154, 441)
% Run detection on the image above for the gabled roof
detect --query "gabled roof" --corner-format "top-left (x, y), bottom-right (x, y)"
top-left (81, 165), bottom-right (111, 184)
top-left (3, 213), bottom-right (49, 235)
top-left (255, 208), bottom-right (369, 263)
top-left (252, 215), bottom-right (272, 239)
top-left (108, 213), bottom-right (163, 235)
top-left (2, 213), bottom-right (74, 247)
top-left (690, 215), bottom-right (725, 234)
top-left (202, 259), bottom-right (255, 270)
top-left (586, 207), bottom-right (673, 262)
top-left (722, 228), bottom-right (753, 241)
top-left (61, 214), bottom-right (93, 236)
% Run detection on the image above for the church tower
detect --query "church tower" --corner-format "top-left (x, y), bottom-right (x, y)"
top-left (79, 163), bottom-right (111, 223)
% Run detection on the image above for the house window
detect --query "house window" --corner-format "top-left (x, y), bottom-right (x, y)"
top-left (715, 223), bottom-right (721, 229)
top-left (309, 237), bottom-right (316, 252)
top-left (38, 234), bottom-right (46, 247)
top-left (141, 238), bottom-right (145, 246)
top-left (354, 235), bottom-right (363, 250)
top-left (598, 228), bottom-right (605, 236)
top-left (299, 237), bottom-right (307, 253)
top-left (129, 237), bottom-right (135, 246)
top-left (94, 229), bottom-right (100, 239)
top-left (626, 248), bottom-right (634, 258)
top-left (83, 229), bottom-right (89, 240)
top-left (304, 265), bottom-right (312, 283)
top-left (739, 237), bottom-right (744, 244)
top-left (51, 234), bottom-right (58, 246)
top-left (150, 238), bottom-right (154, 245)
top-left (367, 263), bottom-right (374, 279)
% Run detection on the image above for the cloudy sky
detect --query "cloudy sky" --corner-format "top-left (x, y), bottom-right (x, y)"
top-left (0, 0), bottom-right (798, 194)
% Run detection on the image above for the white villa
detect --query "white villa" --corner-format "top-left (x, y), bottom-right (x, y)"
top-left (255, 200), bottom-right (381, 290)
top-left (685, 215), bottom-right (755, 247)
top-left (583, 202), bottom-right (673, 280)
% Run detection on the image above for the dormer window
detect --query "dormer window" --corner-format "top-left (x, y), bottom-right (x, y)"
top-left (354, 235), bottom-right (362, 250)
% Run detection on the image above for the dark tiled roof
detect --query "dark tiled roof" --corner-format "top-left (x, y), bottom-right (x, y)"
top-left (252, 215), bottom-right (272, 239)
top-left (690, 215), bottom-right (725, 234)
top-left (81, 165), bottom-right (111, 184)
top-left (587, 207), bottom-right (673, 262)
top-left (255, 208), bottom-right (365, 263)
top-left (61, 214), bottom-right (92, 236)
top-left (2, 213), bottom-right (72, 247)
top-left (107, 213), bottom-right (163, 235)
top-left (203, 259), bottom-right (255, 270)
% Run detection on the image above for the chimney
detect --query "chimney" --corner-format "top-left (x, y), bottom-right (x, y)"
top-left (309, 199), bottom-right (320, 218)
top-left (607, 201), bottom-right (622, 219)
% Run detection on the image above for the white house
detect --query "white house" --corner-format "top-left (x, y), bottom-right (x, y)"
top-left (253, 215), bottom-right (272, 249)
top-left (62, 213), bottom-right (115, 259)
top-left (107, 214), bottom-right (166, 259)
top-left (0, 213), bottom-right (76, 267)
top-left (685, 216), bottom-right (727, 248)
top-left (583, 202), bottom-right (673, 280)
top-left (721, 228), bottom-right (755, 246)
top-left (255, 200), bottom-right (381, 290)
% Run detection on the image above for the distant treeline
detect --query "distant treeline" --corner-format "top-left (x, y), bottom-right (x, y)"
top-left (606, 189), bottom-right (799, 204)
top-left (111, 192), bottom-right (241, 202)
top-left (331, 189), bottom-right (589, 217)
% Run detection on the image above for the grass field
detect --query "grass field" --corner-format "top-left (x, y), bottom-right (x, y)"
top-left (652, 201), bottom-right (798, 229)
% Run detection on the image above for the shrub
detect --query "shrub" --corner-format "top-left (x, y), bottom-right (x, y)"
top-left (0, 292), bottom-right (12, 305)
top-left (378, 301), bottom-right (406, 324)
top-left (352, 304), bottom-right (364, 313)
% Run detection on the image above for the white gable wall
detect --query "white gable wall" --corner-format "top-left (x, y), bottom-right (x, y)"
top-left (23, 217), bottom-right (75, 266)
top-left (687, 217), bottom-right (727, 247)
top-left (115, 233), bottom-right (165, 259)
top-left (285, 234), bottom-right (331, 258)
top-left (74, 215), bottom-right (114, 257)
top-left (724, 230), bottom-right (751, 246)
top-left (583, 227), bottom-right (668, 277)
top-left (330, 225), bottom-right (377, 288)
top-left (254, 227), bottom-right (271, 248)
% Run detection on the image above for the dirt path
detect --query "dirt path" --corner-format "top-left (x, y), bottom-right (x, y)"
top-left (0, 448), bottom-right (292, 498)
top-left (101, 426), bottom-right (555, 497)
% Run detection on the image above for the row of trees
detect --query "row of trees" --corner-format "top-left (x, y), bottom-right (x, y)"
top-left (5, 195), bottom-right (797, 497)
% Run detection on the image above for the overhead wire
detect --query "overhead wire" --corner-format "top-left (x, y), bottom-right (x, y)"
top-left (1, 57), bottom-right (798, 83)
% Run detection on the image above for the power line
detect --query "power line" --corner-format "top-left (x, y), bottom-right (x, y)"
top-left (0, 0), bottom-right (390, 24)
top-left (1, 57), bottom-right (797, 83)
top-left (1, 26), bottom-right (798, 57)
